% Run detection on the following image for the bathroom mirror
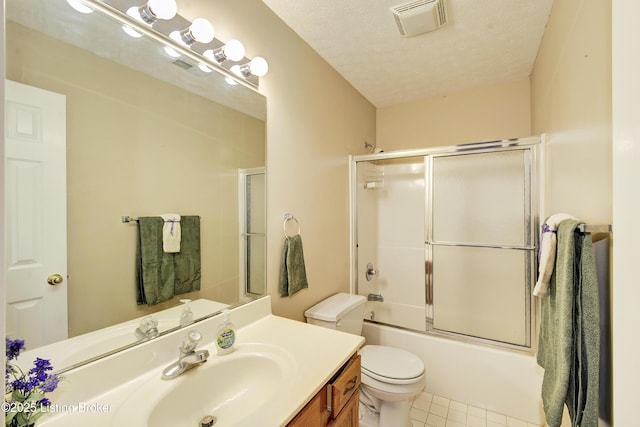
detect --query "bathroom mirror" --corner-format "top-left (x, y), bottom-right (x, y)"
top-left (5, 0), bottom-right (267, 372)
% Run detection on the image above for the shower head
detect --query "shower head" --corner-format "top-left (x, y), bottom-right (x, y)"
top-left (364, 141), bottom-right (384, 154)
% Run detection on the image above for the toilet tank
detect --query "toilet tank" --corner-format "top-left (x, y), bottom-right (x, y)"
top-left (304, 293), bottom-right (366, 335)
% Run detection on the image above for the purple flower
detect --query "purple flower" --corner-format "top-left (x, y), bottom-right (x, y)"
top-left (29, 357), bottom-right (54, 380)
top-left (5, 338), bottom-right (25, 361)
top-left (40, 374), bottom-right (60, 393)
top-left (12, 376), bottom-right (34, 393)
top-left (5, 337), bottom-right (62, 425)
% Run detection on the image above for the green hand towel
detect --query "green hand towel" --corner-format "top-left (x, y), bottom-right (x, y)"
top-left (537, 219), bottom-right (600, 427)
top-left (279, 235), bottom-right (309, 297)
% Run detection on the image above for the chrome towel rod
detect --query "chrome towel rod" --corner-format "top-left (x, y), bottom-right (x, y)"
top-left (578, 224), bottom-right (612, 233)
top-left (121, 216), bottom-right (138, 223)
top-left (283, 213), bottom-right (301, 238)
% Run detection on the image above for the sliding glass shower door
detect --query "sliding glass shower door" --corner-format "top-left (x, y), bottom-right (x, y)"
top-left (352, 139), bottom-right (538, 349)
top-left (428, 149), bottom-right (534, 347)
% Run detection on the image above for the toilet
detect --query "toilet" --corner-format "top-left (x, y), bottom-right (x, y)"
top-left (305, 293), bottom-right (425, 427)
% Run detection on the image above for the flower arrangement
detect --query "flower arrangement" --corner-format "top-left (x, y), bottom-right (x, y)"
top-left (4, 338), bottom-right (62, 427)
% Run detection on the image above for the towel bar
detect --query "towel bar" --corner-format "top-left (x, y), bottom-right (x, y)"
top-left (578, 224), bottom-right (612, 233)
top-left (283, 213), bottom-right (301, 238)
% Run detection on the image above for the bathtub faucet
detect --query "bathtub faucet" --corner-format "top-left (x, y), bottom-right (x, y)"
top-left (367, 293), bottom-right (384, 302)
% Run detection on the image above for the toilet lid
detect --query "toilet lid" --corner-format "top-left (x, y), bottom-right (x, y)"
top-left (360, 345), bottom-right (425, 381)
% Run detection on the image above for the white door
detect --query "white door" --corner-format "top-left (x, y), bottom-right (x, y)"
top-left (5, 80), bottom-right (67, 347)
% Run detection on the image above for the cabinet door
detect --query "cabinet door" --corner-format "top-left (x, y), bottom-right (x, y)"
top-left (286, 388), bottom-right (329, 427)
top-left (328, 390), bottom-right (359, 427)
top-left (328, 355), bottom-right (361, 418)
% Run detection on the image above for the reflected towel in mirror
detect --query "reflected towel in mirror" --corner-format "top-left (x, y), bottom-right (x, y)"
top-left (136, 216), bottom-right (201, 306)
top-left (279, 235), bottom-right (309, 297)
top-left (160, 213), bottom-right (181, 253)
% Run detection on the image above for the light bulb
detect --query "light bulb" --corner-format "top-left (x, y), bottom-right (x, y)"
top-left (203, 40), bottom-right (245, 64)
top-left (123, 7), bottom-right (144, 37)
top-left (223, 40), bottom-right (245, 62)
top-left (122, 24), bottom-right (143, 38)
top-left (66, 0), bottom-right (93, 14)
top-left (249, 57), bottom-right (269, 77)
top-left (226, 66), bottom-right (241, 85)
top-left (147, 0), bottom-right (177, 20)
top-left (230, 65), bottom-right (243, 77)
top-left (189, 18), bottom-right (215, 44)
top-left (198, 63), bottom-right (212, 73)
top-left (203, 50), bottom-right (215, 62)
top-left (163, 45), bottom-right (181, 58)
top-left (169, 30), bottom-right (182, 43)
top-left (126, 6), bottom-right (144, 22)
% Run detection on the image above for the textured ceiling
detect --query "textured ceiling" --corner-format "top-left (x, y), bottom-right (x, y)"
top-left (262, 0), bottom-right (555, 107)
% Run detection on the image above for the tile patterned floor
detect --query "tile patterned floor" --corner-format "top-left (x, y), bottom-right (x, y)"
top-left (409, 392), bottom-right (543, 427)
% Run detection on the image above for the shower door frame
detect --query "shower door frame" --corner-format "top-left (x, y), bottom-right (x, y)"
top-left (349, 136), bottom-right (541, 352)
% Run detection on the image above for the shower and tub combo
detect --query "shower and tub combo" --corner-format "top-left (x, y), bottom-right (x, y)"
top-left (349, 137), bottom-right (544, 422)
top-left (349, 137), bottom-right (612, 425)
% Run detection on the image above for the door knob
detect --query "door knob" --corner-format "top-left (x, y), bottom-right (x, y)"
top-left (47, 274), bottom-right (64, 286)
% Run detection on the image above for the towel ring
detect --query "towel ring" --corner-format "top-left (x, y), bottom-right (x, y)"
top-left (283, 213), bottom-right (301, 238)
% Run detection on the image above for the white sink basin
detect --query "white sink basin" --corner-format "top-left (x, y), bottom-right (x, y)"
top-left (112, 343), bottom-right (296, 427)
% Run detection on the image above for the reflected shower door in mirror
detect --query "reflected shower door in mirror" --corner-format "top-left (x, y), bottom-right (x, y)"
top-left (353, 138), bottom-right (538, 350)
top-left (4, 0), bottom-right (267, 372)
top-left (239, 168), bottom-right (266, 299)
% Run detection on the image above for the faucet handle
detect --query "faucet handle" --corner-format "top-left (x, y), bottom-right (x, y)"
top-left (135, 315), bottom-right (159, 341)
top-left (180, 330), bottom-right (202, 353)
top-left (140, 316), bottom-right (158, 333)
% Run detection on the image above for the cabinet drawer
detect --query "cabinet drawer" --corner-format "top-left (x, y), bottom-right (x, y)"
top-left (327, 354), bottom-right (361, 418)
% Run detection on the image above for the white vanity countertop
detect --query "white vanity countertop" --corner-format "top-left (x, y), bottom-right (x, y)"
top-left (18, 298), bottom-right (229, 372)
top-left (39, 296), bottom-right (364, 426)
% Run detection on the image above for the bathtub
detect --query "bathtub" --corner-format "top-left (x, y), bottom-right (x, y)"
top-left (361, 321), bottom-right (545, 424)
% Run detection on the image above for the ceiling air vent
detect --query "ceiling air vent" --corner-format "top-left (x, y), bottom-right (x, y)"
top-left (391, 0), bottom-right (448, 38)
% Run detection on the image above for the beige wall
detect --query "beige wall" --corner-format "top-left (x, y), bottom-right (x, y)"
top-left (531, 0), bottom-right (612, 224)
top-left (6, 22), bottom-right (265, 336)
top-left (0, 3), bottom-right (5, 399)
top-left (377, 78), bottom-right (531, 150)
top-left (612, 0), bottom-right (640, 423)
top-left (179, 0), bottom-right (377, 321)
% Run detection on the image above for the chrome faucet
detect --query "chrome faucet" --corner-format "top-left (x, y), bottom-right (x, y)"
top-left (135, 316), bottom-right (159, 341)
top-left (162, 330), bottom-right (210, 380)
top-left (367, 293), bottom-right (384, 302)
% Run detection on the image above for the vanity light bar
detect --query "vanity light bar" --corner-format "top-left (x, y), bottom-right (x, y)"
top-left (75, 0), bottom-right (267, 90)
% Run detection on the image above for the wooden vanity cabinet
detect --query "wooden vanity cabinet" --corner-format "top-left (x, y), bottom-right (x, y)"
top-left (287, 354), bottom-right (361, 427)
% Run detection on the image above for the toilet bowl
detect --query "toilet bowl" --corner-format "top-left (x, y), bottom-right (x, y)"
top-left (305, 293), bottom-right (426, 427)
top-left (359, 345), bottom-right (425, 427)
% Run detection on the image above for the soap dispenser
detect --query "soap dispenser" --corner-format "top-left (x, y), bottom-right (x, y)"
top-left (215, 309), bottom-right (236, 355)
top-left (179, 299), bottom-right (194, 327)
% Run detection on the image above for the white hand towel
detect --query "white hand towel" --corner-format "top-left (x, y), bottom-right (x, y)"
top-left (533, 213), bottom-right (578, 297)
top-left (160, 214), bottom-right (181, 253)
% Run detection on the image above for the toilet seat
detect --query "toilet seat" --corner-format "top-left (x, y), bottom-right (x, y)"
top-left (360, 345), bottom-right (425, 385)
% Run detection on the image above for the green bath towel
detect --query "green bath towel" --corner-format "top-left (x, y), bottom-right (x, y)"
top-left (279, 235), bottom-right (309, 297)
top-left (173, 216), bottom-right (202, 295)
top-left (136, 216), bottom-right (201, 306)
top-left (537, 219), bottom-right (600, 427)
